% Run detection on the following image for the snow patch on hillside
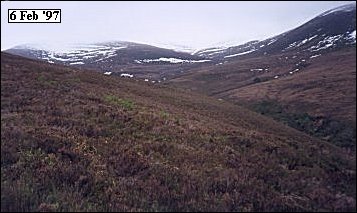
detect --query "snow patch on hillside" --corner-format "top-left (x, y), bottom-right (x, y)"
top-left (267, 38), bottom-right (277, 46)
top-left (17, 43), bottom-right (128, 65)
top-left (193, 47), bottom-right (228, 55)
top-left (137, 58), bottom-right (210, 64)
top-left (309, 34), bottom-right (344, 52)
top-left (120, 73), bottom-right (134, 78)
top-left (310, 54), bottom-right (321, 59)
top-left (347, 30), bottom-right (356, 43)
top-left (224, 49), bottom-right (256, 58)
top-left (70, 61), bottom-right (85, 65)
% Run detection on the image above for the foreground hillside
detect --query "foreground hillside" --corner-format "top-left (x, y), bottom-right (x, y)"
top-left (1, 53), bottom-right (355, 211)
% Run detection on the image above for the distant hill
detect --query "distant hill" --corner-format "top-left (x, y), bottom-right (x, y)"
top-left (5, 41), bottom-right (212, 80)
top-left (194, 3), bottom-right (356, 59)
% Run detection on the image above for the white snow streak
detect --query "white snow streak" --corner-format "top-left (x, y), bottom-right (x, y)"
top-left (224, 49), bottom-right (256, 58)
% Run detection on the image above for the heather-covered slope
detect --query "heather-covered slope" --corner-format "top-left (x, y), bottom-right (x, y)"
top-left (170, 47), bottom-right (356, 149)
top-left (1, 53), bottom-right (355, 211)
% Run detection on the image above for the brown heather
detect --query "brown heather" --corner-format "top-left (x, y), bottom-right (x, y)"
top-left (1, 52), bottom-right (356, 211)
top-left (169, 47), bottom-right (356, 149)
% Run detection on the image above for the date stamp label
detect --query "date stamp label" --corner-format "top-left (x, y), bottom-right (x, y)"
top-left (8, 9), bottom-right (61, 23)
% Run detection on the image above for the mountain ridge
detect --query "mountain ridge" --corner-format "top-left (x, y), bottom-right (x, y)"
top-left (4, 3), bottom-right (356, 82)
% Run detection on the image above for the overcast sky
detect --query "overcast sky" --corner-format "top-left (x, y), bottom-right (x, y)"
top-left (1, 1), bottom-right (354, 50)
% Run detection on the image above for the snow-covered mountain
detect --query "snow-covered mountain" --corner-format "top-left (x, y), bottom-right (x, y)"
top-left (4, 3), bottom-right (356, 78)
top-left (5, 41), bottom-right (214, 82)
top-left (194, 3), bottom-right (356, 60)
top-left (5, 41), bottom-right (210, 68)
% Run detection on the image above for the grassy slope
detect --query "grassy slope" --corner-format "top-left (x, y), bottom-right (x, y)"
top-left (169, 48), bottom-right (356, 148)
top-left (1, 53), bottom-right (355, 211)
top-left (170, 48), bottom-right (356, 123)
top-left (225, 48), bottom-right (356, 124)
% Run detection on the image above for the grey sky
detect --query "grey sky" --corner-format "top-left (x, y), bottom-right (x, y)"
top-left (1, 1), bottom-right (354, 50)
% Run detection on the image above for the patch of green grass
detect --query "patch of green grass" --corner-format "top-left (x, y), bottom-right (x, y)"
top-left (68, 77), bottom-right (81, 83)
top-left (159, 110), bottom-right (170, 119)
top-left (251, 100), bottom-right (356, 149)
top-left (104, 95), bottom-right (135, 110)
top-left (37, 75), bottom-right (57, 86)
